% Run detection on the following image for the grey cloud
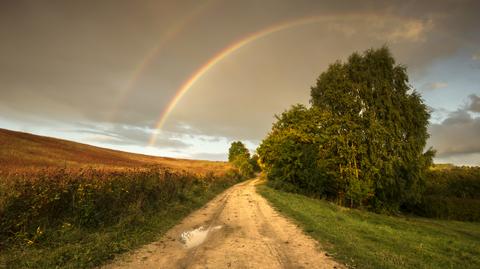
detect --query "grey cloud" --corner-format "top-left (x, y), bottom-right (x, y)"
top-left (74, 124), bottom-right (191, 149)
top-left (428, 110), bottom-right (480, 158)
top-left (468, 94), bottom-right (480, 112)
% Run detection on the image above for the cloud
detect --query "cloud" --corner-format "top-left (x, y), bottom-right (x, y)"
top-left (468, 94), bottom-right (480, 112)
top-left (74, 124), bottom-right (191, 149)
top-left (429, 106), bottom-right (451, 123)
top-left (386, 19), bottom-right (433, 43)
top-left (189, 152), bottom-right (227, 161)
top-left (421, 82), bottom-right (448, 91)
top-left (428, 105), bottom-right (480, 160)
top-left (473, 52), bottom-right (480, 61)
top-left (427, 95), bottom-right (480, 165)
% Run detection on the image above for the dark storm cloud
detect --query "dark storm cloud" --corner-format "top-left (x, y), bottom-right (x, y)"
top-left (0, 0), bottom-right (479, 157)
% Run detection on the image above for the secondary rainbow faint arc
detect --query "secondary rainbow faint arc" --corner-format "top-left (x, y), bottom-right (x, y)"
top-left (106, 0), bottom-right (217, 121)
top-left (148, 15), bottom-right (332, 146)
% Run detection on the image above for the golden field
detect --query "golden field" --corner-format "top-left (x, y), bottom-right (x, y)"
top-left (0, 128), bottom-right (231, 176)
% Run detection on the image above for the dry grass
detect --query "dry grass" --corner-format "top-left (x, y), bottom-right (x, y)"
top-left (0, 167), bottom-right (242, 268)
top-left (0, 128), bottom-right (231, 176)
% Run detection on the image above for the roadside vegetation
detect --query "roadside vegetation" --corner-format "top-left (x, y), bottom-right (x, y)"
top-left (258, 185), bottom-right (480, 269)
top-left (0, 167), bottom-right (242, 268)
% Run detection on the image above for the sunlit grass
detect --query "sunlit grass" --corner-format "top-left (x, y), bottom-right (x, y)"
top-left (258, 185), bottom-right (480, 269)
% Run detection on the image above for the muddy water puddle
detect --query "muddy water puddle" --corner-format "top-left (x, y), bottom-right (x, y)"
top-left (180, 225), bottom-right (222, 249)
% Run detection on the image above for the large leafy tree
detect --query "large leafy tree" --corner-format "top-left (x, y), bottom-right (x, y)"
top-left (259, 47), bottom-right (434, 210)
top-left (311, 46), bottom-right (434, 209)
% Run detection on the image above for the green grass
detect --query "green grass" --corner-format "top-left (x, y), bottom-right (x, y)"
top-left (0, 182), bottom-right (230, 269)
top-left (257, 185), bottom-right (480, 269)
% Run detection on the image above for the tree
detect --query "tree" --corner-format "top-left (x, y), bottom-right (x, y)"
top-left (257, 105), bottom-right (332, 194)
top-left (233, 154), bottom-right (254, 178)
top-left (258, 46), bottom-right (434, 211)
top-left (311, 46), bottom-right (433, 210)
top-left (228, 141), bottom-right (254, 178)
top-left (228, 141), bottom-right (250, 162)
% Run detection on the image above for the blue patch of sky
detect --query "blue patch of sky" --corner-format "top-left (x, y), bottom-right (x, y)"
top-left (412, 47), bottom-right (480, 123)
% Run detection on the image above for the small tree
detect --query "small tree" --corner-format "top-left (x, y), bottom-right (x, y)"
top-left (257, 105), bottom-right (332, 194)
top-left (228, 141), bottom-right (250, 162)
top-left (228, 141), bottom-right (254, 178)
top-left (234, 154), bottom-right (254, 178)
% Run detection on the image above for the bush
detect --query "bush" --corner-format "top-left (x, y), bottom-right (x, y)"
top-left (409, 167), bottom-right (480, 221)
top-left (419, 196), bottom-right (480, 221)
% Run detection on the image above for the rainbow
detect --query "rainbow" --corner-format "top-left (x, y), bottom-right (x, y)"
top-left (148, 15), bottom-right (335, 146)
top-left (106, 0), bottom-right (217, 121)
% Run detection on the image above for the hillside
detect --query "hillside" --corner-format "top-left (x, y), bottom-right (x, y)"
top-left (0, 128), bottom-right (229, 174)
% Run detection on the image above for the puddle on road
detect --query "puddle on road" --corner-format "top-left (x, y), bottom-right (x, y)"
top-left (180, 225), bottom-right (222, 249)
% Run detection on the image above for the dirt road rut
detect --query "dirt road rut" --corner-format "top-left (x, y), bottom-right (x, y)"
top-left (103, 179), bottom-right (342, 269)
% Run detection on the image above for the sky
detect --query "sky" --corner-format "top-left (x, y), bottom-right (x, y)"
top-left (1, 0), bottom-right (479, 165)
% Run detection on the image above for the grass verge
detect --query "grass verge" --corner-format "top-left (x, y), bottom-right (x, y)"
top-left (257, 185), bottom-right (480, 269)
top-left (0, 176), bottom-right (237, 269)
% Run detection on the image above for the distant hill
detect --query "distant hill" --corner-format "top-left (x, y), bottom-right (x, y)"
top-left (0, 128), bottom-right (229, 174)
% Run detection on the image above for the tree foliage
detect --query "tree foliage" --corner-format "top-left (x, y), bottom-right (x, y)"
top-left (413, 166), bottom-right (480, 221)
top-left (249, 154), bottom-right (261, 173)
top-left (228, 141), bottom-right (254, 178)
top-left (257, 105), bottom-right (330, 193)
top-left (228, 141), bottom-right (250, 162)
top-left (258, 47), bottom-right (434, 211)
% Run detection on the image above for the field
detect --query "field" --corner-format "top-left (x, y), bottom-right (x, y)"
top-left (258, 185), bottom-right (480, 269)
top-left (0, 129), bottom-right (241, 268)
top-left (0, 128), bottom-right (231, 175)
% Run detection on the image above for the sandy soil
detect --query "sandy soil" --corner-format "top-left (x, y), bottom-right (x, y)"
top-left (102, 179), bottom-right (343, 269)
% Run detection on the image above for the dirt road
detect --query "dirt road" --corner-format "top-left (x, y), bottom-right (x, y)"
top-left (103, 179), bottom-right (342, 269)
